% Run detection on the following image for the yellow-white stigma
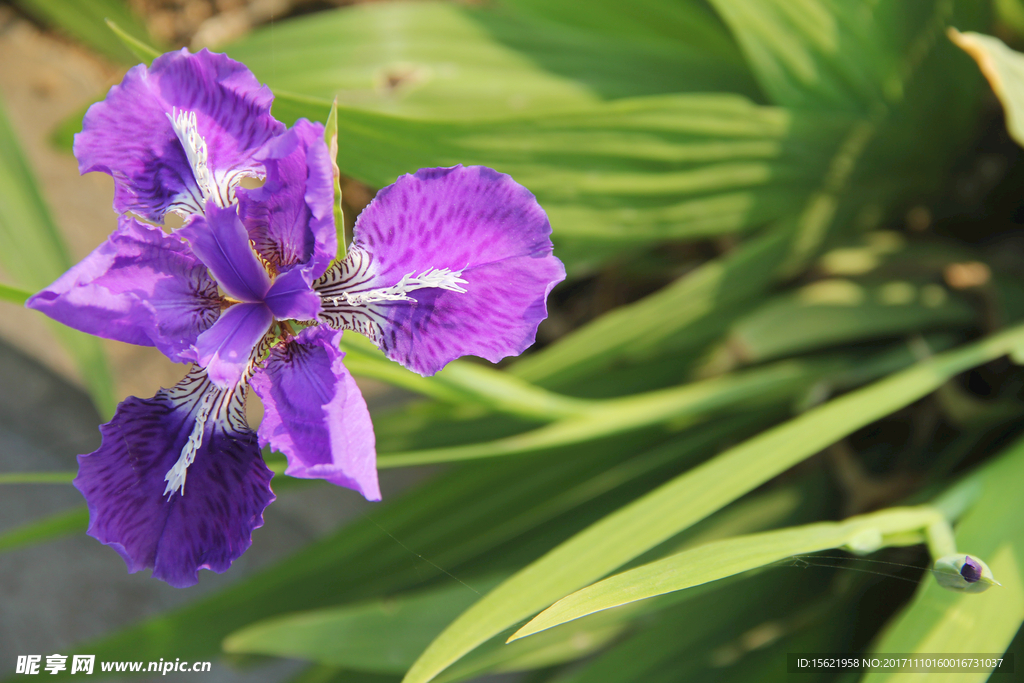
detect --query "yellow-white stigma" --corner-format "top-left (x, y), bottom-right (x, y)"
top-left (326, 267), bottom-right (467, 307)
top-left (163, 391), bottom-right (216, 499)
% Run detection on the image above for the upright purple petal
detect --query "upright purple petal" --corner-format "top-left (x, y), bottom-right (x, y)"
top-left (317, 166), bottom-right (565, 376)
top-left (74, 367), bottom-right (274, 588)
top-left (194, 303), bottom-right (274, 388)
top-left (74, 48), bottom-right (284, 221)
top-left (26, 216), bottom-right (219, 363)
top-left (180, 203), bottom-right (271, 303)
top-left (251, 327), bottom-right (379, 501)
top-left (237, 119), bottom-right (337, 278)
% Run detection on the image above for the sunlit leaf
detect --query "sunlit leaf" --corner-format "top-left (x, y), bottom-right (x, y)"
top-left (950, 29), bottom-right (1024, 148)
top-left (226, 1), bottom-right (759, 120)
top-left (864, 434), bottom-right (1024, 683)
top-left (224, 578), bottom-right (505, 674)
top-left (401, 324), bottom-right (1024, 683)
top-left (44, 419), bottom-right (752, 676)
top-left (10, 0), bottom-right (157, 64)
top-left (511, 505), bottom-right (944, 639)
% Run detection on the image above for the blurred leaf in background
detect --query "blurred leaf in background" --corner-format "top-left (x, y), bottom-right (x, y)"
top-left (0, 91), bottom-right (114, 416)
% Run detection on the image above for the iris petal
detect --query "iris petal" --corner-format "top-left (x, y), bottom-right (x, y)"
top-left (194, 303), bottom-right (274, 388)
top-left (238, 119), bottom-right (337, 278)
top-left (318, 165), bottom-right (565, 376)
top-left (180, 203), bottom-right (272, 303)
top-left (74, 48), bottom-right (284, 221)
top-left (74, 367), bottom-right (274, 588)
top-left (264, 267), bottom-right (322, 321)
top-left (26, 216), bottom-right (219, 363)
top-left (251, 327), bottom-right (379, 501)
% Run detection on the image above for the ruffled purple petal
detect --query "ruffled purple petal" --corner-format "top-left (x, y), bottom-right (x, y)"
top-left (317, 165), bottom-right (565, 375)
top-left (74, 367), bottom-right (274, 588)
top-left (25, 216), bottom-right (219, 362)
top-left (194, 303), bottom-right (273, 388)
top-left (264, 267), bottom-right (321, 321)
top-left (74, 48), bottom-right (284, 221)
top-left (237, 119), bottom-right (336, 278)
top-left (251, 327), bottom-right (379, 501)
top-left (180, 203), bottom-right (271, 303)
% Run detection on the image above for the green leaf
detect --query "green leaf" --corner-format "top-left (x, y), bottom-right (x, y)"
top-left (511, 505), bottom-right (944, 639)
top-left (104, 18), bottom-right (161, 66)
top-left (864, 434), bottom-right (1024, 683)
top-left (949, 30), bottom-right (1024, 148)
top-left (9, 0), bottom-right (157, 64)
top-left (498, 0), bottom-right (745, 64)
top-left (340, 333), bottom-right (591, 421)
top-left (271, 92), bottom-right (841, 257)
top-left (224, 577), bottom-right (506, 673)
top-left (0, 472), bottom-right (75, 484)
top-left (0, 506), bottom-right (87, 553)
top-left (995, 0), bottom-right (1024, 37)
top-left (707, 0), bottom-right (985, 111)
top-left (376, 356), bottom-right (833, 468)
top-left (46, 418), bottom-right (743, 676)
top-left (0, 282), bottom-right (32, 305)
top-left (507, 228), bottom-right (797, 387)
top-left (226, 1), bottom-right (758, 121)
top-left (227, 457), bottom-right (806, 680)
top-left (0, 91), bottom-right (116, 417)
top-left (401, 323), bottom-right (1024, 683)
top-left (720, 278), bottom-right (976, 365)
top-left (324, 99), bottom-right (346, 261)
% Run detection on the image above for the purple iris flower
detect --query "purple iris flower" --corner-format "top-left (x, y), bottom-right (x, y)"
top-left (73, 48), bottom-right (285, 221)
top-left (26, 50), bottom-right (565, 587)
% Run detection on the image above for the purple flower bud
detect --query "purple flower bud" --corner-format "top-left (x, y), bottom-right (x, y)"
top-left (960, 555), bottom-right (983, 583)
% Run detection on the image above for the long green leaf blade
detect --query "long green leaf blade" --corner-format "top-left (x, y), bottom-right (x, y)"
top-left (227, 1), bottom-right (758, 120)
top-left (0, 282), bottom-right (32, 305)
top-left (0, 507), bottom-right (88, 553)
top-left (511, 506), bottom-right (943, 639)
top-left (864, 434), bottom-right (1024, 683)
top-left (10, 0), bottom-right (156, 64)
top-left (402, 323), bottom-right (1024, 683)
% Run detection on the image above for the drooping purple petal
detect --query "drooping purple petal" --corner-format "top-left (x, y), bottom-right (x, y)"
top-left (194, 303), bottom-right (273, 387)
top-left (251, 327), bottom-right (379, 501)
top-left (26, 216), bottom-right (219, 363)
top-left (74, 367), bottom-right (274, 588)
top-left (317, 165), bottom-right (565, 376)
top-left (74, 48), bottom-right (284, 221)
top-left (237, 119), bottom-right (336, 278)
top-left (264, 266), bottom-right (321, 321)
top-left (180, 203), bottom-right (271, 303)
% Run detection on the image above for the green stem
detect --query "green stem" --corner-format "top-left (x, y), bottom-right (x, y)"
top-left (0, 471), bottom-right (75, 484)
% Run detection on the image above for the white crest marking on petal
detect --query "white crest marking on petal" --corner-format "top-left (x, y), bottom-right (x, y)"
top-left (313, 251), bottom-right (468, 348)
top-left (162, 390), bottom-right (216, 499)
top-left (167, 108), bottom-right (215, 206)
top-left (325, 267), bottom-right (468, 307)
